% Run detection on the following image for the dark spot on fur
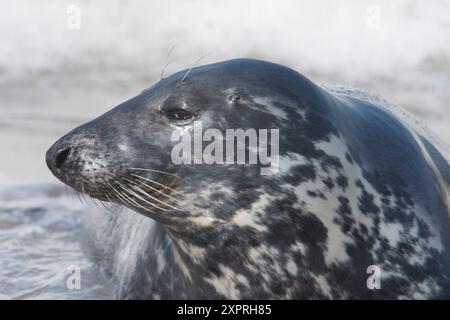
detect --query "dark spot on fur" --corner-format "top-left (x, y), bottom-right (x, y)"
top-left (307, 190), bottom-right (326, 199)
top-left (336, 174), bottom-right (349, 190)
top-left (322, 176), bottom-right (335, 189)
top-left (358, 190), bottom-right (380, 216)
top-left (285, 163), bottom-right (316, 185)
top-left (320, 155), bottom-right (343, 173)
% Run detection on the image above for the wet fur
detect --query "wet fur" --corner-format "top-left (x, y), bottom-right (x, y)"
top-left (48, 59), bottom-right (450, 299)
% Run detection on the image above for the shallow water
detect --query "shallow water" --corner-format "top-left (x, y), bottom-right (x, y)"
top-left (0, 184), bottom-right (112, 299)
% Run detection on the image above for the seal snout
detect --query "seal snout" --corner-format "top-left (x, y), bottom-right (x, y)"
top-left (46, 140), bottom-right (84, 184)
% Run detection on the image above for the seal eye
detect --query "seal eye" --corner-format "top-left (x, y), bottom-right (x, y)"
top-left (165, 108), bottom-right (194, 122)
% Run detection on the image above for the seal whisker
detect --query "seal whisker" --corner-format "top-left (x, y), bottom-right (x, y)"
top-left (104, 181), bottom-right (134, 207)
top-left (99, 189), bottom-right (117, 214)
top-left (160, 43), bottom-right (177, 80)
top-left (127, 168), bottom-right (183, 181)
top-left (74, 184), bottom-right (84, 204)
top-left (108, 180), bottom-right (150, 210)
top-left (160, 59), bottom-right (175, 81)
top-left (93, 185), bottom-right (113, 211)
top-left (97, 178), bottom-right (111, 198)
top-left (128, 183), bottom-right (184, 212)
top-left (72, 190), bottom-right (80, 203)
top-left (123, 177), bottom-right (182, 203)
top-left (65, 185), bottom-right (75, 201)
top-left (99, 200), bottom-right (113, 214)
top-left (129, 174), bottom-right (181, 194)
top-left (63, 185), bottom-right (69, 198)
top-left (181, 53), bottom-right (211, 82)
top-left (103, 187), bottom-right (113, 204)
top-left (105, 181), bottom-right (157, 214)
top-left (118, 183), bottom-right (172, 212)
top-left (80, 182), bottom-right (88, 204)
top-left (117, 190), bottom-right (158, 215)
top-left (70, 181), bottom-right (80, 202)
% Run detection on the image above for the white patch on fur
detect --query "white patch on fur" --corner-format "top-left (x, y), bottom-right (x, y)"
top-left (278, 153), bottom-right (308, 174)
top-left (286, 258), bottom-right (298, 276)
top-left (156, 248), bottom-right (166, 274)
top-left (251, 96), bottom-right (290, 121)
top-left (177, 240), bottom-right (207, 264)
top-left (290, 242), bottom-right (307, 255)
top-left (205, 264), bottom-right (250, 299)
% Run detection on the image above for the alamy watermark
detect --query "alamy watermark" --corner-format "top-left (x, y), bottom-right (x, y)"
top-left (170, 121), bottom-right (279, 175)
top-left (366, 265), bottom-right (381, 290)
top-left (366, 5), bottom-right (381, 30)
top-left (66, 5), bottom-right (81, 30)
top-left (65, 265), bottom-right (81, 290)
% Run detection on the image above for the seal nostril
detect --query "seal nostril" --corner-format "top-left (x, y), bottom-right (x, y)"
top-left (56, 147), bottom-right (71, 169)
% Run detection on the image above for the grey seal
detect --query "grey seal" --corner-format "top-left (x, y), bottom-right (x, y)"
top-left (46, 59), bottom-right (450, 299)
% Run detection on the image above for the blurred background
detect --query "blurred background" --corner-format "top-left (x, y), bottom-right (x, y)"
top-left (0, 0), bottom-right (449, 299)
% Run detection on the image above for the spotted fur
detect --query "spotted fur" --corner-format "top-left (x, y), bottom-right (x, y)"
top-left (47, 59), bottom-right (450, 299)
